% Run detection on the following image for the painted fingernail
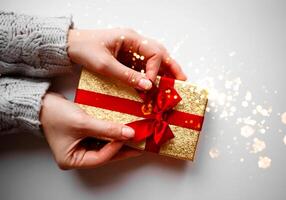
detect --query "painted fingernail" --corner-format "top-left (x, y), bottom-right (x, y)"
top-left (138, 79), bottom-right (152, 90)
top-left (122, 126), bottom-right (135, 138)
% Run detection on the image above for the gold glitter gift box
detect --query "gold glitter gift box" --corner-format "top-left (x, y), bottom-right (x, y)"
top-left (75, 69), bottom-right (208, 161)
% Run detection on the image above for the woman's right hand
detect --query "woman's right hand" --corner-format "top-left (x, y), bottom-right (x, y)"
top-left (67, 28), bottom-right (187, 91)
top-left (40, 92), bottom-right (141, 170)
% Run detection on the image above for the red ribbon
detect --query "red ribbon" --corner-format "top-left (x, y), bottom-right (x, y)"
top-left (75, 77), bottom-right (204, 153)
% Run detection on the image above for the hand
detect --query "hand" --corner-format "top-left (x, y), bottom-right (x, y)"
top-left (67, 28), bottom-right (187, 90)
top-left (40, 92), bottom-right (141, 170)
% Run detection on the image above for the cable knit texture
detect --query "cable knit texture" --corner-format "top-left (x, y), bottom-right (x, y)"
top-left (0, 11), bottom-right (73, 77)
top-left (0, 76), bottom-right (50, 134)
top-left (0, 11), bottom-right (73, 135)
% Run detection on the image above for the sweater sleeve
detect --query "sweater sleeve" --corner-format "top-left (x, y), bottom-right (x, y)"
top-left (0, 76), bottom-right (50, 135)
top-left (0, 11), bottom-right (73, 77)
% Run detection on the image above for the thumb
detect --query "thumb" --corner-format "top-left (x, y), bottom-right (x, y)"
top-left (82, 116), bottom-right (135, 140)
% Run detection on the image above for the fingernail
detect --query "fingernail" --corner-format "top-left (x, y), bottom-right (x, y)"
top-left (122, 126), bottom-right (135, 138)
top-left (138, 79), bottom-right (152, 90)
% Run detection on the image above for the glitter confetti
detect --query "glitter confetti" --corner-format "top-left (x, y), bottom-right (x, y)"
top-left (245, 91), bottom-right (252, 101)
top-left (240, 125), bottom-right (255, 138)
top-left (281, 112), bottom-right (286, 124)
top-left (251, 138), bottom-right (266, 153)
top-left (259, 129), bottom-right (266, 134)
top-left (229, 51), bottom-right (236, 57)
top-left (141, 40), bottom-right (148, 44)
top-left (209, 148), bottom-right (220, 159)
top-left (256, 105), bottom-right (271, 117)
top-left (242, 101), bottom-right (248, 107)
top-left (241, 117), bottom-right (256, 126)
top-left (172, 34), bottom-right (189, 54)
top-left (258, 156), bottom-right (271, 169)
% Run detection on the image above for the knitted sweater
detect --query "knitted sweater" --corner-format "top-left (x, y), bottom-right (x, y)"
top-left (0, 11), bottom-right (73, 134)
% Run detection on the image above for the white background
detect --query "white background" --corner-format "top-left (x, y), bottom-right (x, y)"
top-left (1, 0), bottom-right (286, 199)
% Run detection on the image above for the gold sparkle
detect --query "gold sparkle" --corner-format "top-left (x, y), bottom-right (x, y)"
top-left (281, 112), bottom-right (286, 124)
top-left (140, 55), bottom-right (145, 60)
top-left (142, 40), bottom-right (148, 44)
top-left (240, 125), bottom-right (255, 138)
top-left (141, 103), bottom-right (152, 115)
top-left (209, 148), bottom-right (220, 159)
top-left (258, 156), bottom-right (271, 169)
top-left (165, 57), bottom-right (170, 63)
top-left (251, 138), bottom-right (266, 153)
top-left (165, 89), bottom-right (171, 94)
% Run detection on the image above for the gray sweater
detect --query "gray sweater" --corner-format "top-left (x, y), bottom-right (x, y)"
top-left (0, 11), bottom-right (73, 135)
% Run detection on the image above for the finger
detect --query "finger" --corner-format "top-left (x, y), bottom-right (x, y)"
top-left (162, 54), bottom-right (187, 81)
top-left (83, 117), bottom-right (135, 140)
top-left (145, 52), bottom-right (162, 82)
top-left (88, 52), bottom-right (152, 90)
top-left (119, 32), bottom-right (163, 82)
top-left (92, 53), bottom-right (152, 90)
top-left (136, 39), bottom-right (163, 82)
top-left (78, 141), bottom-right (124, 168)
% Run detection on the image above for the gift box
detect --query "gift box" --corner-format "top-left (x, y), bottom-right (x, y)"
top-left (74, 69), bottom-right (208, 161)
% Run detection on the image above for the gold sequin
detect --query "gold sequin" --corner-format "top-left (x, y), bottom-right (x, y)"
top-left (141, 103), bottom-right (153, 115)
top-left (165, 89), bottom-right (171, 93)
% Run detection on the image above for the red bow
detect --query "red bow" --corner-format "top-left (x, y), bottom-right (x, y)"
top-left (127, 77), bottom-right (182, 152)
